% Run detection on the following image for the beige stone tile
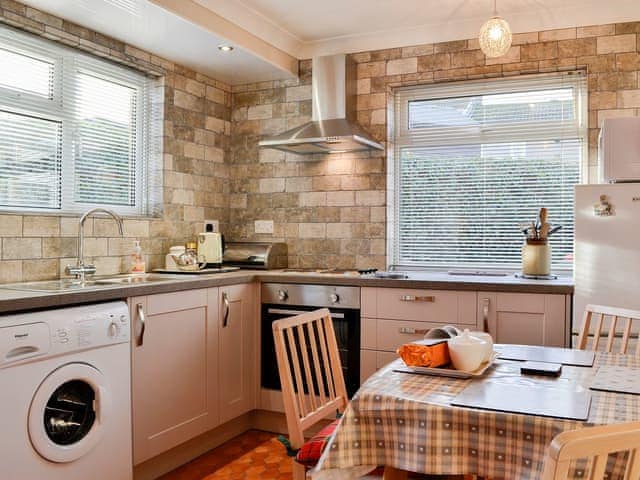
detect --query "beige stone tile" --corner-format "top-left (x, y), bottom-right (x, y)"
top-left (326, 191), bottom-right (355, 206)
top-left (184, 205), bottom-right (205, 222)
top-left (286, 85), bottom-right (312, 102)
top-left (91, 256), bottom-right (123, 276)
top-left (357, 61), bottom-right (386, 79)
top-left (299, 223), bottom-right (326, 238)
top-left (60, 216), bottom-right (91, 237)
top-left (123, 219), bottom-right (149, 237)
top-left (312, 176), bottom-right (341, 191)
top-left (590, 91), bottom-right (617, 109)
top-left (521, 42), bottom-right (558, 61)
top-left (618, 90), bottom-right (640, 108)
top-left (596, 108), bottom-right (637, 126)
top-left (486, 46), bottom-right (520, 65)
top-left (0, 215), bottom-right (22, 236)
top-left (82, 238), bottom-right (108, 257)
top-left (299, 192), bottom-right (327, 206)
top-left (577, 24), bottom-right (615, 38)
top-left (0, 260), bottom-right (22, 283)
top-left (93, 218), bottom-right (122, 237)
top-left (3, 238), bottom-right (41, 260)
top-left (451, 50), bottom-right (485, 68)
top-left (247, 104), bottom-right (273, 120)
top-left (22, 259), bottom-right (58, 282)
top-left (42, 237), bottom-right (77, 258)
top-left (356, 190), bottom-right (386, 206)
top-left (327, 157), bottom-right (355, 175)
top-left (386, 57), bottom-right (417, 75)
top-left (418, 53), bottom-right (451, 71)
top-left (326, 223), bottom-right (352, 238)
top-left (340, 207), bottom-right (370, 222)
top-left (539, 28), bottom-right (576, 41)
top-left (259, 178), bottom-right (285, 193)
top-left (512, 32), bottom-right (539, 45)
top-left (205, 85), bottom-right (225, 104)
top-left (285, 177), bottom-right (312, 192)
top-left (370, 206), bottom-right (386, 223)
top-left (597, 34), bottom-right (637, 54)
top-left (23, 216), bottom-right (59, 236)
top-left (341, 175), bottom-right (370, 190)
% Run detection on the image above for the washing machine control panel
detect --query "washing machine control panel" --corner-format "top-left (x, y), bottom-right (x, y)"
top-left (0, 301), bottom-right (130, 365)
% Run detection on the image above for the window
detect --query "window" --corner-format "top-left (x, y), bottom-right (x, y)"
top-left (0, 26), bottom-right (158, 215)
top-left (392, 73), bottom-right (587, 272)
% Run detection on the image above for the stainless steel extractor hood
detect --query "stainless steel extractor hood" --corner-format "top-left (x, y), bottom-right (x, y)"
top-left (258, 54), bottom-right (384, 155)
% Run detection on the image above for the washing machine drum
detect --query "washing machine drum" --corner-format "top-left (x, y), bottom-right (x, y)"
top-left (28, 363), bottom-right (111, 463)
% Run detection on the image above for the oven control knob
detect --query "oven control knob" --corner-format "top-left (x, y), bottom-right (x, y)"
top-left (278, 289), bottom-right (288, 301)
top-left (330, 293), bottom-right (340, 304)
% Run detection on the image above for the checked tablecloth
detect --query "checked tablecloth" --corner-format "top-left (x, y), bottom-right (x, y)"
top-left (313, 351), bottom-right (640, 480)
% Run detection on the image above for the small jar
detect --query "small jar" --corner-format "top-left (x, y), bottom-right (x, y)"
top-left (166, 245), bottom-right (185, 270)
top-left (522, 239), bottom-right (551, 276)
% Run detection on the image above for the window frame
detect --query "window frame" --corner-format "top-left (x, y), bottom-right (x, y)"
top-left (389, 72), bottom-right (588, 273)
top-left (0, 25), bottom-right (152, 216)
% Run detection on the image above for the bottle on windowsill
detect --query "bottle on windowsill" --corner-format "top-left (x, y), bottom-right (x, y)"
top-left (130, 240), bottom-right (146, 273)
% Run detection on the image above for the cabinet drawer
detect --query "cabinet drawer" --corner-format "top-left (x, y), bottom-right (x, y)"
top-left (376, 288), bottom-right (476, 324)
top-left (146, 288), bottom-right (208, 315)
top-left (376, 319), bottom-right (457, 352)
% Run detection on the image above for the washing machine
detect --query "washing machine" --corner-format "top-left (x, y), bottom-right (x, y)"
top-left (0, 301), bottom-right (132, 480)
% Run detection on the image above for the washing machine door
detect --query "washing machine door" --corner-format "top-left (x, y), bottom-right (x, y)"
top-left (28, 362), bottom-right (111, 463)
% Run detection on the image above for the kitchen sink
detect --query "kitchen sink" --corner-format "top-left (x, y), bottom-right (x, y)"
top-left (0, 274), bottom-right (180, 293)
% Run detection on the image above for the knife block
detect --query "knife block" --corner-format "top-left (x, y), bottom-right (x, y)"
top-left (522, 239), bottom-right (551, 276)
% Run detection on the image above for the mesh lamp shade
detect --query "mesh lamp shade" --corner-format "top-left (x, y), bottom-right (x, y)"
top-left (479, 16), bottom-right (512, 58)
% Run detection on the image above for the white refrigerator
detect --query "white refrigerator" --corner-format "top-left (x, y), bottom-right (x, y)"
top-left (574, 183), bottom-right (640, 344)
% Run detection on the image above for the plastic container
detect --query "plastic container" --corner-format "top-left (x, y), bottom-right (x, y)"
top-left (130, 240), bottom-right (146, 273)
top-left (522, 239), bottom-right (551, 276)
top-left (165, 245), bottom-right (185, 270)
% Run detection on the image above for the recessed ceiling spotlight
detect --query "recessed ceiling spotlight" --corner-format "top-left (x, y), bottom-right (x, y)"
top-left (218, 45), bottom-right (234, 53)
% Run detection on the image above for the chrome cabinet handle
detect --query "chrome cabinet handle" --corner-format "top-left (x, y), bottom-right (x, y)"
top-left (399, 327), bottom-right (429, 335)
top-left (267, 308), bottom-right (345, 319)
top-left (482, 298), bottom-right (490, 333)
top-left (136, 303), bottom-right (146, 347)
top-left (222, 292), bottom-right (230, 327)
top-left (400, 295), bottom-right (435, 302)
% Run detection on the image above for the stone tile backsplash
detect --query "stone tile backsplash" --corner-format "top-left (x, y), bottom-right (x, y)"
top-left (0, 1), bottom-right (639, 279)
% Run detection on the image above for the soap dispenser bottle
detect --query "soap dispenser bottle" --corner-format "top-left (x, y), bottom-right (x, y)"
top-left (130, 240), bottom-right (146, 273)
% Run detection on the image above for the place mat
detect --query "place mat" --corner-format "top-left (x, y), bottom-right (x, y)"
top-left (451, 382), bottom-right (592, 421)
top-left (591, 366), bottom-right (640, 395)
top-left (497, 344), bottom-right (595, 367)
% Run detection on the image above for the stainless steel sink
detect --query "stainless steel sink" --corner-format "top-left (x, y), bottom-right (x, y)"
top-left (0, 274), bottom-right (180, 293)
top-left (93, 274), bottom-right (178, 285)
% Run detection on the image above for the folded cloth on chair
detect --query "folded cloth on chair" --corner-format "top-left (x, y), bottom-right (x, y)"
top-left (295, 418), bottom-right (340, 467)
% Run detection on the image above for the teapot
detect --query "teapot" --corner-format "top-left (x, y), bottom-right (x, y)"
top-left (170, 242), bottom-right (207, 271)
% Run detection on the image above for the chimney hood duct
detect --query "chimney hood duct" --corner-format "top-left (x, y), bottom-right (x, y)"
top-left (258, 54), bottom-right (384, 155)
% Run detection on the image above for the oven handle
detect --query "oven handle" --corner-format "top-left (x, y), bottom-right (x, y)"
top-left (266, 308), bottom-right (345, 319)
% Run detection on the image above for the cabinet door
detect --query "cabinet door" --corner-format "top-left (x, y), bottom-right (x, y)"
top-left (130, 288), bottom-right (219, 465)
top-left (218, 283), bottom-right (257, 423)
top-left (478, 292), bottom-right (567, 347)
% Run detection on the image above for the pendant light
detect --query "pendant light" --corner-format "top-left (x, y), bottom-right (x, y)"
top-left (478, 0), bottom-right (512, 58)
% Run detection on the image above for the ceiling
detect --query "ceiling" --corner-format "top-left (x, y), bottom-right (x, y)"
top-left (206, 0), bottom-right (640, 57)
top-left (17, 0), bottom-right (640, 84)
top-left (19, 0), bottom-right (297, 84)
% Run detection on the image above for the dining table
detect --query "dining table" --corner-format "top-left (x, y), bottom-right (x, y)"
top-left (311, 345), bottom-right (640, 480)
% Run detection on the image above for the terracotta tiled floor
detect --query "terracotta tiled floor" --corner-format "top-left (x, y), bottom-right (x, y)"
top-left (161, 429), bottom-right (476, 480)
top-left (160, 430), bottom-right (292, 480)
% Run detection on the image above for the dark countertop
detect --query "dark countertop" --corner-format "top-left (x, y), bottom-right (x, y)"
top-left (0, 270), bottom-right (573, 315)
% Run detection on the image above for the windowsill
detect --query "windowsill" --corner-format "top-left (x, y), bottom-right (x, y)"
top-left (0, 210), bottom-right (163, 221)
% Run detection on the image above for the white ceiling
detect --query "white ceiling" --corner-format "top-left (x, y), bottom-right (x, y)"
top-left (202, 0), bottom-right (640, 57)
top-left (18, 0), bottom-right (296, 84)
top-left (15, 0), bottom-right (640, 84)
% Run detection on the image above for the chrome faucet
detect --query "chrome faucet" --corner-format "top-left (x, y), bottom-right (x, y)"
top-left (66, 207), bottom-right (124, 284)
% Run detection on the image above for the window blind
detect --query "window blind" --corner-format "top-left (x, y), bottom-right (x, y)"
top-left (0, 25), bottom-right (157, 215)
top-left (393, 73), bottom-right (587, 272)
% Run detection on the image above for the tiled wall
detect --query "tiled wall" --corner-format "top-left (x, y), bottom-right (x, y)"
top-left (0, 1), bottom-right (231, 282)
top-left (1, 0), bottom-right (639, 279)
top-left (228, 23), bottom-right (640, 270)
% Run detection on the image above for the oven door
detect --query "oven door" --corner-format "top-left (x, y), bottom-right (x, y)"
top-left (261, 304), bottom-right (360, 398)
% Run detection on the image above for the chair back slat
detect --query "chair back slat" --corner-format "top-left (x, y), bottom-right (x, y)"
top-left (286, 327), bottom-right (309, 417)
top-left (542, 421), bottom-right (640, 480)
top-left (316, 315), bottom-right (337, 399)
top-left (577, 305), bottom-right (640, 355)
top-left (272, 308), bottom-right (349, 451)
top-left (306, 321), bottom-right (328, 406)
top-left (297, 323), bottom-right (318, 412)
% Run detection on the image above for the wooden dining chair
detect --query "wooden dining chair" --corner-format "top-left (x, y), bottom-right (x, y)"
top-left (577, 304), bottom-right (640, 354)
top-left (272, 308), bottom-right (349, 480)
top-left (541, 421), bottom-right (640, 479)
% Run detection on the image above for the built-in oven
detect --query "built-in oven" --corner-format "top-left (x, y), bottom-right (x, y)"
top-left (261, 283), bottom-right (361, 398)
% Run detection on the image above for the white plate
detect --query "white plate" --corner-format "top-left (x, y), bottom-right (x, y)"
top-left (394, 351), bottom-right (499, 379)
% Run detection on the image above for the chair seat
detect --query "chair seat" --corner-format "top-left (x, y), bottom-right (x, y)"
top-left (295, 418), bottom-right (340, 467)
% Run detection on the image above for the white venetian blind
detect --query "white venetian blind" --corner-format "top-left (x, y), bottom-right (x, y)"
top-left (0, 25), bottom-right (156, 215)
top-left (393, 73), bottom-right (587, 272)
